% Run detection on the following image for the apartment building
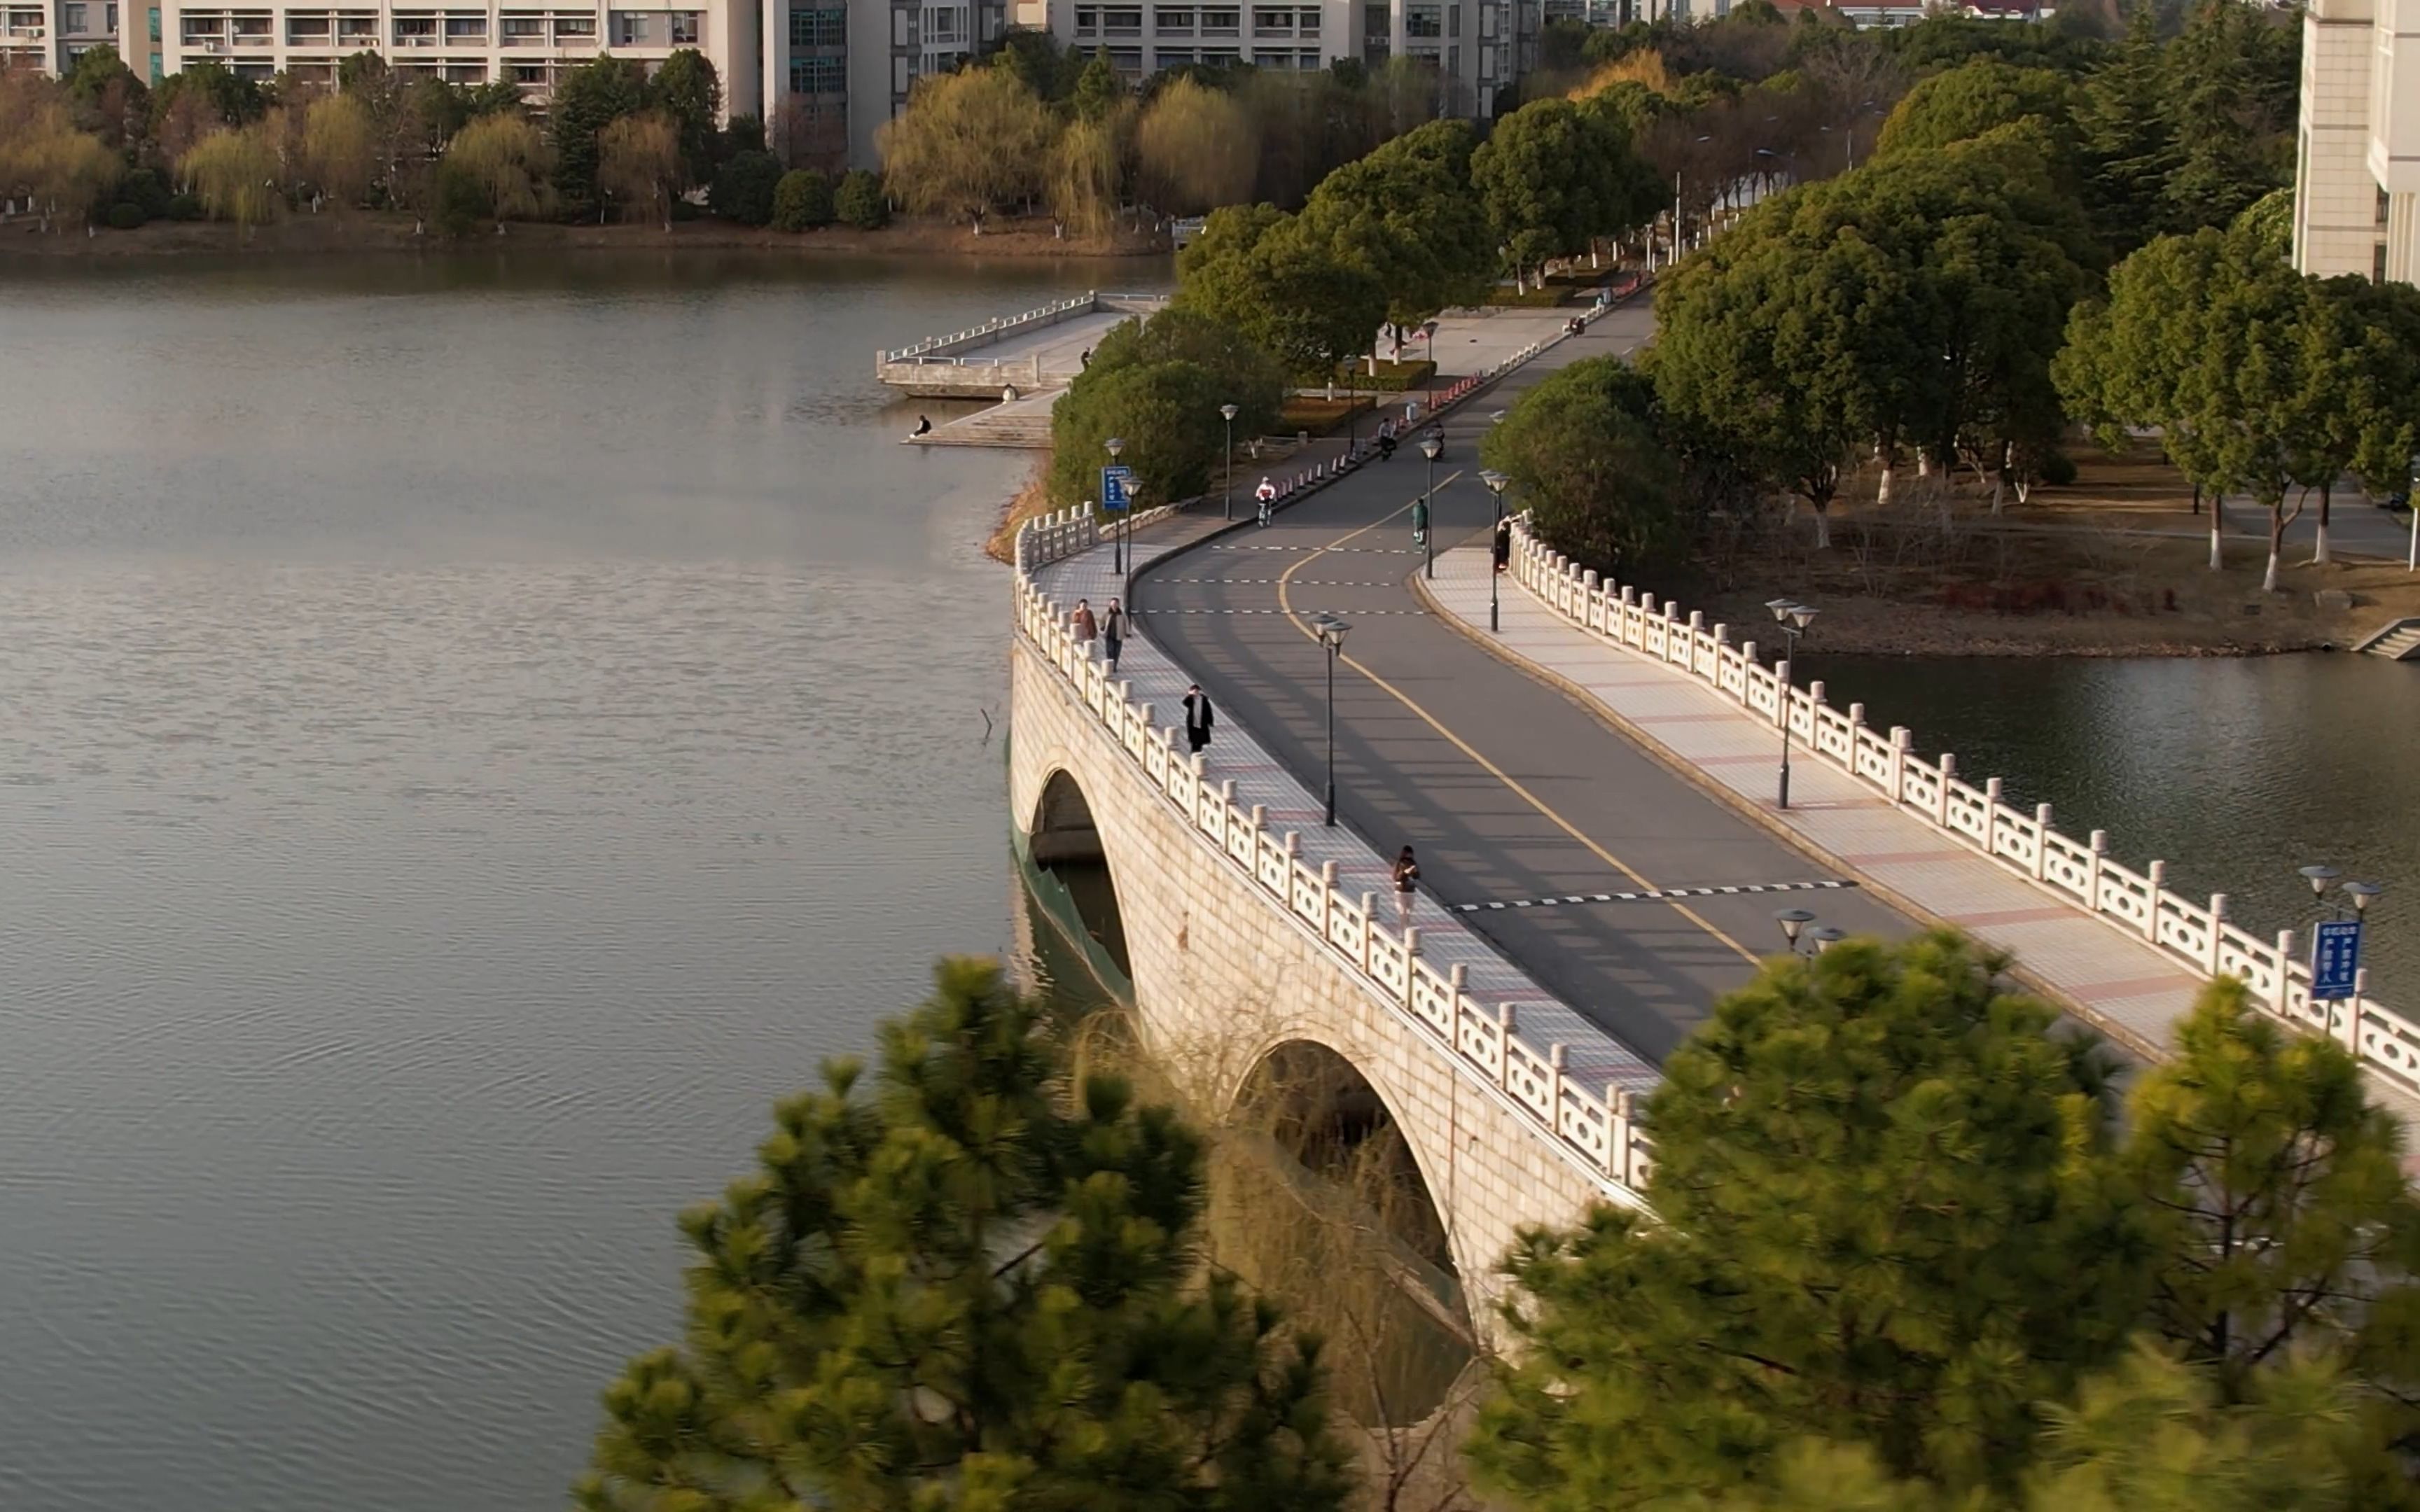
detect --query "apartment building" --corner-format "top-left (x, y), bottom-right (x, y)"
top-left (8, 0), bottom-right (1004, 172)
top-left (2293, 0), bottom-right (2420, 282)
top-left (1042, 0), bottom-right (1535, 118)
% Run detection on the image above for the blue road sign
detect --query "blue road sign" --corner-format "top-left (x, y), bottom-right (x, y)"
top-left (1101, 465), bottom-right (1135, 512)
top-left (2312, 918), bottom-right (2364, 1000)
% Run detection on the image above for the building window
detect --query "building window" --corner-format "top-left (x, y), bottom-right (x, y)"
top-left (1251, 4), bottom-right (1287, 31)
top-left (1198, 43), bottom-right (1237, 62)
top-left (1101, 6), bottom-right (1139, 31)
top-left (62, 2), bottom-right (86, 32)
top-left (1251, 46), bottom-right (1288, 64)
top-left (1405, 3), bottom-right (1438, 35)
top-left (288, 14), bottom-right (329, 38)
top-left (1447, 2), bottom-right (1459, 30)
top-left (1074, 2), bottom-right (1096, 29)
top-left (788, 54), bottom-right (844, 92)
top-left (611, 10), bottom-right (650, 42)
top-left (445, 15), bottom-right (487, 39)
top-left (669, 10), bottom-right (697, 41)
top-left (1154, 44), bottom-right (1192, 63)
top-left (2377, 239), bottom-right (2391, 284)
top-left (1153, 4), bottom-right (1192, 27)
top-left (510, 60), bottom-right (545, 81)
top-left (501, 13), bottom-right (545, 38)
top-left (106, 2), bottom-right (117, 29)
top-left (788, 5), bottom-right (843, 43)
top-left (1108, 43), bottom-right (1141, 67)
top-left (1297, 7), bottom-right (1317, 32)
top-left (444, 61), bottom-right (485, 80)
top-left (392, 15), bottom-right (436, 42)
top-left (1199, 5), bottom-right (1237, 30)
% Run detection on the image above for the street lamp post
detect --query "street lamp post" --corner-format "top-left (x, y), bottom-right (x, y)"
top-left (1480, 468), bottom-right (1509, 632)
top-left (1766, 598), bottom-right (1818, 810)
top-left (1313, 613), bottom-right (1351, 827)
top-left (1774, 909), bottom-right (1842, 956)
top-left (1104, 435), bottom-right (1125, 574)
top-left (1220, 402), bottom-right (1239, 522)
top-left (1418, 432), bottom-right (1442, 578)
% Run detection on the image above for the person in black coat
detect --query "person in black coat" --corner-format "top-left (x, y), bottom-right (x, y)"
top-left (1183, 683), bottom-right (1214, 753)
top-left (1492, 516), bottom-right (1512, 573)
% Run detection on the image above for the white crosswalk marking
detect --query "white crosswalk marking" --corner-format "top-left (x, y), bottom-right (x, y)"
top-left (1452, 879), bottom-right (1857, 913)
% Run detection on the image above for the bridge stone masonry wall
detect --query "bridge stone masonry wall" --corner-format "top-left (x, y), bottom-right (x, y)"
top-left (1010, 506), bottom-right (1650, 1331)
top-left (1504, 517), bottom-right (2420, 1103)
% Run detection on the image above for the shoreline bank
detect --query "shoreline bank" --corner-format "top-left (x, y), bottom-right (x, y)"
top-left (0, 213), bottom-right (1172, 262)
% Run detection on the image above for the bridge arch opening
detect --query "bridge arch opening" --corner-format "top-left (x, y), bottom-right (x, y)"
top-left (1026, 769), bottom-right (1131, 988)
top-left (1216, 1040), bottom-right (1473, 1424)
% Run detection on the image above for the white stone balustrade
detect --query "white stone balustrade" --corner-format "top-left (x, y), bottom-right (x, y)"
top-left (1505, 517), bottom-right (2420, 1098)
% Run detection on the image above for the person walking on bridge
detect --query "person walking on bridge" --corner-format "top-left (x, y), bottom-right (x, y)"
top-left (1183, 683), bottom-right (1214, 754)
top-left (1392, 846), bottom-right (1421, 926)
top-left (1101, 597), bottom-right (1126, 674)
top-left (1071, 598), bottom-right (1097, 648)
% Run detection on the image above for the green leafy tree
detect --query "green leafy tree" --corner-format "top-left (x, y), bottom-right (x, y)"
top-left (646, 47), bottom-right (722, 184)
top-left (548, 55), bottom-right (647, 215)
top-left (2121, 978), bottom-right (2420, 1418)
top-left (1470, 97), bottom-right (1658, 289)
top-left (1299, 118), bottom-right (1494, 339)
top-left (1872, 58), bottom-right (2080, 164)
top-left (1174, 204), bottom-right (1386, 384)
top-left (576, 958), bottom-right (1354, 1512)
top-left (876, 64), bottom-right (1054, 226)
top-left (1480, 356), bottom-right (1680, 575)
top-left (1045, 307), bottom-right (1286, 510)
top-left (1468, 931), bottom-right (2151, 1509)
top-left (707, 148), bottom-right (782, 225)
top-left (445, 110), bottom-right (552, 223)
top-left (835, 166), bottom-right (887, 228)
top-left (181, 121), bottom-right (281, 231)
top-left (597, 109), bottom-right (682, 228)
top-left (769, 167), bottom-right (833, 230)
top-left (2157, 0), bottom-right (2293, 237)
top-left (1071, 47), bottom-right (1124, 123)
top-left (1134, 75), bottom-right (1259, 216)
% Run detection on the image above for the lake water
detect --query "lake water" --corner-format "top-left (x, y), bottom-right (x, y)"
top-left (4, 251), bottom-right (2413, 1512)
top-left (0, 251), bottom-right (1148, 1512)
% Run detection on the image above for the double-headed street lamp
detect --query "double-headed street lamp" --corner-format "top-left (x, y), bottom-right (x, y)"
top-left (1480, 468), bottom-right (1510, 631)
top-left (1774, 908), bottom-right (1844, 956)
top-left (1767, 598), bottom-right (1818, 810)
top-left (1219, 402), bottom-right (1239, 521)
top-left (1312, 612), bottom-right (1351, 827)
top-left (2301, 864), bottom-right (2384, 922)
top-left (1417, 430), bottom-right (1442, 578)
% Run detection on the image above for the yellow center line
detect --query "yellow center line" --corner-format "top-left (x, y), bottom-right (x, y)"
top-left (1272, 484), bottom-right (1760, 966)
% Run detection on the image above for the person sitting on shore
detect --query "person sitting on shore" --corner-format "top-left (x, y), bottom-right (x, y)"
top-left (912, 414), bottom-right (932, 437)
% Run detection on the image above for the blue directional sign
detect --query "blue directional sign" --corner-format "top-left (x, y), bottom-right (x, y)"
top-left (1101, 465), bottom-right (1135, 513)
top-left (2312, 919), bottom-right (2364, 1000)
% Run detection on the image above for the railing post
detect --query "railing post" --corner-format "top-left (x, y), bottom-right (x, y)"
top-left (1984, 776), bottom-right (2003, 853)
top-left (2033, 804), bottom-right (2053, 880)
top-left (2145, 860), bottom-right (2167, 941)
top-left (1497, 1002), bottom-right (1519, 1088)
top-left (2087, 828), bottom-right (2107, 906)
top-left (2346, 969), bottom-right (2367, 1051)
top-left (1549, 1042), bottom-right (1567, 1133)
top-left (2273, 930), bottom-right (2296, 1014)
top-left (2206, 893), bottom-right (2228, 974)
top-left (1937, 753), bottom-right (1956, 827)
top-left (1608, 1086), bottom-right (1631, 1183)
top-left (1401, 926), bottom-right (1421, 1007)
top-left (1889, 726), bottom-right (1910, 804)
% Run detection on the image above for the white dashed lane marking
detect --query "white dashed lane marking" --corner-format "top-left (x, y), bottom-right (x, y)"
top-left (1454, 879), bottom-right (1858, 913)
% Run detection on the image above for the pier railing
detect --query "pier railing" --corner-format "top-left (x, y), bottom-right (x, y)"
top-left (1506, 517), bottom-right (2420, 1099)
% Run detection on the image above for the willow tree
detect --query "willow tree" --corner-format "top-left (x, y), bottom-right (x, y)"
top-left (0, 75), bottom-right (122, 230)
top-left (1135, 76), bottom-right (1259, 216)
top-left (183, 125), bottom-right (283, 232)
top-left (302, 92), bottom-right (375, 207)
top-left (1049, 107), bottom-right (1127, 240)
top-left (876, 64), bottom-right (1055, 227)
top-left (576, 958), bottom-right (1356, 1512)
top-left (447, 111), bottom-right (552, 221)
top-left (597, 111), bottom-right (681, 229)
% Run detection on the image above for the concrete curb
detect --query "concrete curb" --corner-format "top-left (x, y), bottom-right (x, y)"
top-left (1405, 559), bottom-right (2169, 1064)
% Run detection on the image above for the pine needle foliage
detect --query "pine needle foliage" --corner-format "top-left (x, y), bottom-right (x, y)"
top-left (576, 958), bottom-right (1354, 1512)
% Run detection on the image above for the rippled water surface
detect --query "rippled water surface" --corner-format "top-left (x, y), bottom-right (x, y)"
top-left (0, 252), bottom-right (1148, 1512)
top-left (1812, 653), bottom-right (2420, 990)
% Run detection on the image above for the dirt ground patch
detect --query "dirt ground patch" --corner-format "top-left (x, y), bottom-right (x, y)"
top-left (1682, 440), bottom-right (2420, 657)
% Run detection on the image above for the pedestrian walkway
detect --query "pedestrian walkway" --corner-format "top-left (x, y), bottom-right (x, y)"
top-left (1418, 542), bottom-right (2420, 1128)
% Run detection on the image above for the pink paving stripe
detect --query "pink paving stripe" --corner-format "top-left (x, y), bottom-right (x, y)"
top-left (1840, 848), bottom-right (1972, 865)
top-left (2070, 972), bottom-right (2203, 1004)
top-left (1629, 711), bottom-right (1744, 723)
top-left (1695, 752), bottom-right (1774, 766)
top-left (1948, 906), bottom-right (2086, 927)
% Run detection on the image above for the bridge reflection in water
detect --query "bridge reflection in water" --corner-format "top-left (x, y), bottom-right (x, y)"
top-left (1010, 831), bottom-right (1477, 1426)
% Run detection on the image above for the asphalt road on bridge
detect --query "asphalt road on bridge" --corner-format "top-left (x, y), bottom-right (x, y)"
top-left (1131, 308), bottom-right (1917, 1063)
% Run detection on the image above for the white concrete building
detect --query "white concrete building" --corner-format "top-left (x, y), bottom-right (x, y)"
top-left (2294, 0), bottom-right (2420, 281)
top-left (6, 0), bottom-right (1003, 172)
top-left (1036, 0), bottom-right (1536, 119)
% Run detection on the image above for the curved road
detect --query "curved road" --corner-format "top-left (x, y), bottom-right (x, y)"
top-left (1132, 309), bottom-right (1916, 1063)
